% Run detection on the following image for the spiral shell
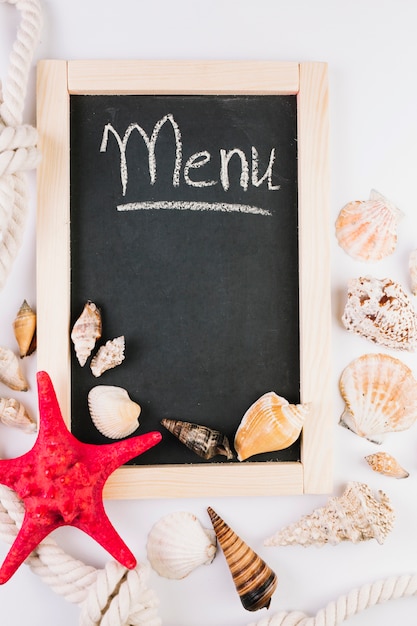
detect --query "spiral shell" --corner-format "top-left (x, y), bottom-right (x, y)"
top-left (339, 353), bottom-right (417, 444)
top-left (88, 385), bottom-right (141, 439)
top-left (365, 452), bottom-right (409, 479)
top-left (161, 418), bottom-right (233, 460)
top-left (90, 336), bottom-right (125, 377)
top-left (146, 511), bottom-right (217, 579)
top-left (0, 397), bottom-right (36, 433)
top-left (12, 300), bottom-right (36, 358)
top-left (234, 392), bottom-right (309, 461)
top-left (207, 507), bottom-right (277, 612)
top-left (71, 301), bottom-right (102, 366)
top-left (0, 346), bottom-right (28, 391)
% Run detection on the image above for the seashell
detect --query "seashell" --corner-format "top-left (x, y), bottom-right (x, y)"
top-left (90, 336), bottom-right (125, 377)
top-left (234, 392), bottom-right (309, 461)
top-left (0, 397), bottom-right (36, 433)
top-left (12, 300), bottom-right (36, 358)
top-left (0, 346), bottom-right (28, 391)
top-left (342, 276), bottom-right (417, 351)
top-left (409, 249), bottom-right (417, 296)
top-left (207, 506), bottom-right (277, 612)
top-left (161, 418), bottom-right (233, 460)
top-left (146, 511), bottom-right (217, 579)
top-left (264, 482), bottom-right (394, 547)
top-left (335, 189), bottom-right (403, 262)
top-left (88, 385), bottom-right (140, 439)
top-left (365, 452), bottom-right (409, 479)
top-left (71, 301), bottom-right (102, 366)
top-left (339, 353), bottom-right (417, 444)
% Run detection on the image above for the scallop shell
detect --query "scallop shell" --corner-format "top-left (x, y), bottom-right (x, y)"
top-left (71, 301), bottom-right (102, 366)
top-left (146, 511), bottom-right (217, 579)
top-left (335, 190), bottom-right (403, 262)
top-left (365, 452), bottom-right (409, 479)
top-left (339, 353), bottom-right (417, 444)
top-left (88, 385), bottom-right (140, 439)
top-left (161, 418), bottom-right (233, 460)
top-left (409, 249), bottom-right (417, 296)
top-left (12, 300), bottom-right (36, 358)
top-left (0, 346), bottom-right (28, 391)
top-left (207, 507), bottom-right (277, 612)
top-left (342, 276), bottom-right (417, 351)
top-left (0, 397), bottom-right (36, 433)
top-left (264, 482), bottom-right (394, 547)
top-left (234, 392), bottom-right (309, 461)
top-left (90, 336), bottom-right (125, 377)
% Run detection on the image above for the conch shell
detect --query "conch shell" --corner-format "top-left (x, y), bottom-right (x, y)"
top-left (71, 301), bottom-right (102, 366)
top-left (12, 300), bottom-right (36, 357)
top-left (409, 249), bottom-right (417, 296)
top-left (161, 418), bottom-right (233, 460)
top-left (339, 353), bottom-right (417, 444)
top-left (342, 276), bottom-right (417, 350)
top-left (264, 482), bottom-right (394, 547)
top-left (88, 385), bottom-right (140, 439)
top-left (90, 336), bottom-right (125, 377)
top-left (234, 392), bottom-right (309, 461)
top-left (146, 511), bottom-right (217, 579)
top-left (207, 506), bottom-right (277, 612)
top-left (0, 346), bottom-right (28, 391)
top-left (365, 452), bottom-right (409, 479)
top-left (0, 397), bottom-right (36, 433)
top-left (335, 190), bottom-right (403, 262)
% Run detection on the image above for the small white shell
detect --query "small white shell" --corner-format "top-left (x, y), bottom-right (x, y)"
top-left (409, 249), bottom-right (417, 296)
top-left (0, 346), bottom-right (28, 391)
top-left (0, 397), bottom-right (36, 433)
top-left (90, 336), bottom-right (125, 377)
top-left (146, 511), bottom-right (217, 579)
top-left (71, 301), bottom-right (102, 366)
top-left (365, 452), bottom-right (409, 479)
top-left (88, 385), bottom-right (141, 439)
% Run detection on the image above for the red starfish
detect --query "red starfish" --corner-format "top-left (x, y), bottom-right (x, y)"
top-left (0, 371), bottom-right (162, 584)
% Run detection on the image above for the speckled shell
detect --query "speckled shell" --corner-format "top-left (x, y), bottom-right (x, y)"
top-left (0, 397), bottom-right (36, 433)
top-left (342, 276), bottom-right (417, 351)
top-left (365, 452), bottom-right (409, 479)
top-left (409, 249), bottom-right (417, 296)
top-left (234, 392), bottom-right (309, 461)
top-left (161, 418), bottom-right (233, 460)
top-left (339, 353), bottom-right (417, 444)
top-left (146, 511), bottom-right (217, 579)
top-left (264, 482), bottom-right (395, 547)
top-left (12, 300), bottom-right (36, 358)
top-left (335, 190), bottom-right (403, 262)
top-left (71, 301), bottom-right (102, 366)
top-left (0, 346), bottom-right (28, 391)
top-left (88, 385), bottom-right (140, 439)
top-left (207, 507), bottom-right (277, 612)
top-left (90, 336), bottom-right (125, 377)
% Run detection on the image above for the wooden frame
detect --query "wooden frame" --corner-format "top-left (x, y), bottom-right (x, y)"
top-left (36, 60), bottom-right (332, 498)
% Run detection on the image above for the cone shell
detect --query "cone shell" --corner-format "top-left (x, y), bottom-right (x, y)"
top-left (12, 300), bottom-right (36, 358)
top-left (234, 392), bottom-right (309, 461)
top-left (335, 190), bottom-right (403, 262)
top-left (161, 418), bottom-right (233, 460)
top-left (342, 276), bottom-right (417, 351)
top-left (409, 249), bottom-right (417, 296)
top-left (365, 452), bottom-right (409, 479)
top-left (90, 336), bottom-right (125, 377)
top-left (88, 385), bottom-right (140, 439)
top-left (0, 397), bottom-right (36, 433)
top-left (264, 482), bottom-right (395, 547)
top-left (0, 346), bottom-right (28, 391)
top-left (339, 353), bottom-right (417, 443)
top-left (71, 301), bottom-right (102, 366)
top-left (207, 507), bottom-right (277, 612)
top-left (146, 511), bottom-right (217, 579)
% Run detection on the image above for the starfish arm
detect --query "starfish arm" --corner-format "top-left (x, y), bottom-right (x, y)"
top-left (36, 371), bottom-right (70, 439)
top-left (87, 431), bottom-right (162, 478)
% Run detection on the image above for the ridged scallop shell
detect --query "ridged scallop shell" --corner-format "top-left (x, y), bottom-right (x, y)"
top-left (161, 418), bottom-right (233, 460)
top-left (71, 301), bottom-right (102, 366)
top-left (146, 511), bottom-right (217, 579)
top-left (264, 482), bottom-right (395, 547)
top-left (409, 249), bottom-right (417, 296)
top-left (342, 276), bottom-right (417, 350)
top-left (365, 452), bottom-right (409, 479)
top-left (0, 397), bottom-right (36, 433)
top-left (0, 346), bottom-right (28, 391)
top-left (88, 385), bottom-right (141, 439)
top-left (335, 190), bottom-right (403, 261)
top-left (207, 507), bottom-right (277, 612)
top-left (90, 336), bottom-right (125, 377)
top-left (234, 392), bottom-right (309, 461)
top-left (12, 300), bottom-right (36, 358)
top-left (339, 353), bottom-right (417, 444)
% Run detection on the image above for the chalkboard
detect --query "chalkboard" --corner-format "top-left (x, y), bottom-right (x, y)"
top-left (37, 61), bottom-right (332, 497)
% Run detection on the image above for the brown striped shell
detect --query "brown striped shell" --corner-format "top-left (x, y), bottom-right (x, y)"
top-left (12, 300), bottom-right (36, 358)
top-left (161, 418), bottom-right (233, 460)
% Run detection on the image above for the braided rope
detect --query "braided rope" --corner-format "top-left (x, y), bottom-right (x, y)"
top-left (0, 0), bottom-right (41, 290)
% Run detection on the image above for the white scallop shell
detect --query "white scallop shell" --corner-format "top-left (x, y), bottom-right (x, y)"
top-left (90, 336), bottom-right (125, 377)
top-left (88, 385), bottom-right (141, 439)
top-left (146, 511), bottom-right (217, 579)
top-left (0, 346), bottom-right (28, 391)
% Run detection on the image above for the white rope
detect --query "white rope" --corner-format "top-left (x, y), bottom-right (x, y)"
top-left (0, 0), bottom-right (41, 290)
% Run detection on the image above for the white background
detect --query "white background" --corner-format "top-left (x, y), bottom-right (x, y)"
top-left (1, 1), bottom-right (417, 625)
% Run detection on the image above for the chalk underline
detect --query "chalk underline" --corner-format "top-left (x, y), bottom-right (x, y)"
top-left (117, 200), bottom-right (272, 217)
